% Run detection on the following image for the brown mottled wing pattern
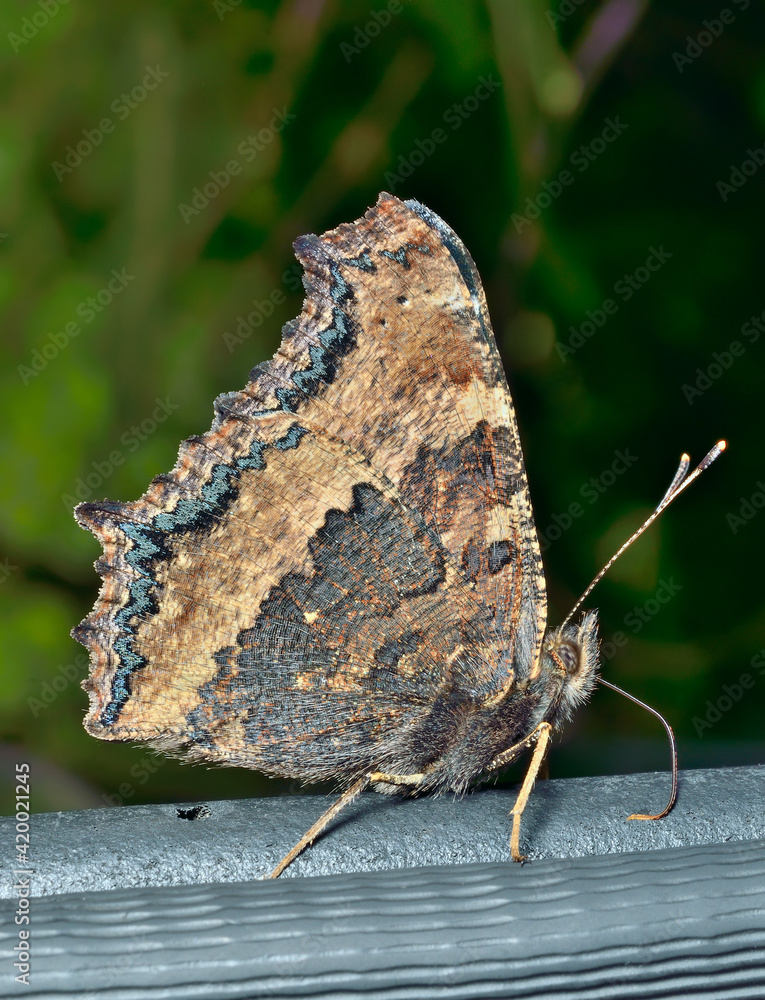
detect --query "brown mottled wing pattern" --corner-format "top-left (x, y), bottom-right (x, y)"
top-left (73, 193), bottom-right (547, 783)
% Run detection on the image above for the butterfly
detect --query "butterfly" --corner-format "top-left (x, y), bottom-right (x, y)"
top-left (73, 192), bottom-right (724, 876)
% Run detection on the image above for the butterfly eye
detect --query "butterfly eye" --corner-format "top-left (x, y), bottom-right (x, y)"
top-left (556, 642), bottom-right (580, 676)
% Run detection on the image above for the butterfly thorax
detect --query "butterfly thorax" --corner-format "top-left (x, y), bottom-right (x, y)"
top-left (368, 608), bottom-right (599, 796)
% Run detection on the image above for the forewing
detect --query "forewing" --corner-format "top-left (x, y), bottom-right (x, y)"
top-left (74, 193), bottom-right (547, 776)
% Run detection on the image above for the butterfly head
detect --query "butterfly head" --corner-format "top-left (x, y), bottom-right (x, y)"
top-left (538, 609), bottom-right (600, 727)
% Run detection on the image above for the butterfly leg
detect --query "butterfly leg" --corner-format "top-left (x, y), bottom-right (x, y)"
top-left (266, 775), bottom-right (369, 879)
top-left (487, 721), bottom-right (553, 863)
top-left (266, 770), bottom-right (427, 878)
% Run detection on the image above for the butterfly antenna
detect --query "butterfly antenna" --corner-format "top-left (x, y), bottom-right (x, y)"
top-left (560, 440), bottom-right (727, 632)
top-left (561, 440), bottom-right (725, 824)
top-left (599, 678), bottom-right (678, 820)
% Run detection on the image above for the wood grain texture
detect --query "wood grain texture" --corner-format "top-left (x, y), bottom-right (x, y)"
top-left (1, 837), bottom-right (764, 999)
top-left (2, 766), bottom-right (763, 898)
top-left (2, 767), bottom-right (765, 998)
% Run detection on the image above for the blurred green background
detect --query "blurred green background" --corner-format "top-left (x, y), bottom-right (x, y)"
top-left (1, 0), bottom-right (763, 816)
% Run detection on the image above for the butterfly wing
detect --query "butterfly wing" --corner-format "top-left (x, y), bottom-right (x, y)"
top-left (74, 193), bottom-right (547, 779)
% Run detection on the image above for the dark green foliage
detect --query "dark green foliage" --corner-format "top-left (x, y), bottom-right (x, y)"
top-left (1, 0), bottom-right (763, 814)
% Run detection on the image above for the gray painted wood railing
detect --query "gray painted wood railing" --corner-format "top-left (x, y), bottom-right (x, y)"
top-left (1, 764), bottom-right (764, 998)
